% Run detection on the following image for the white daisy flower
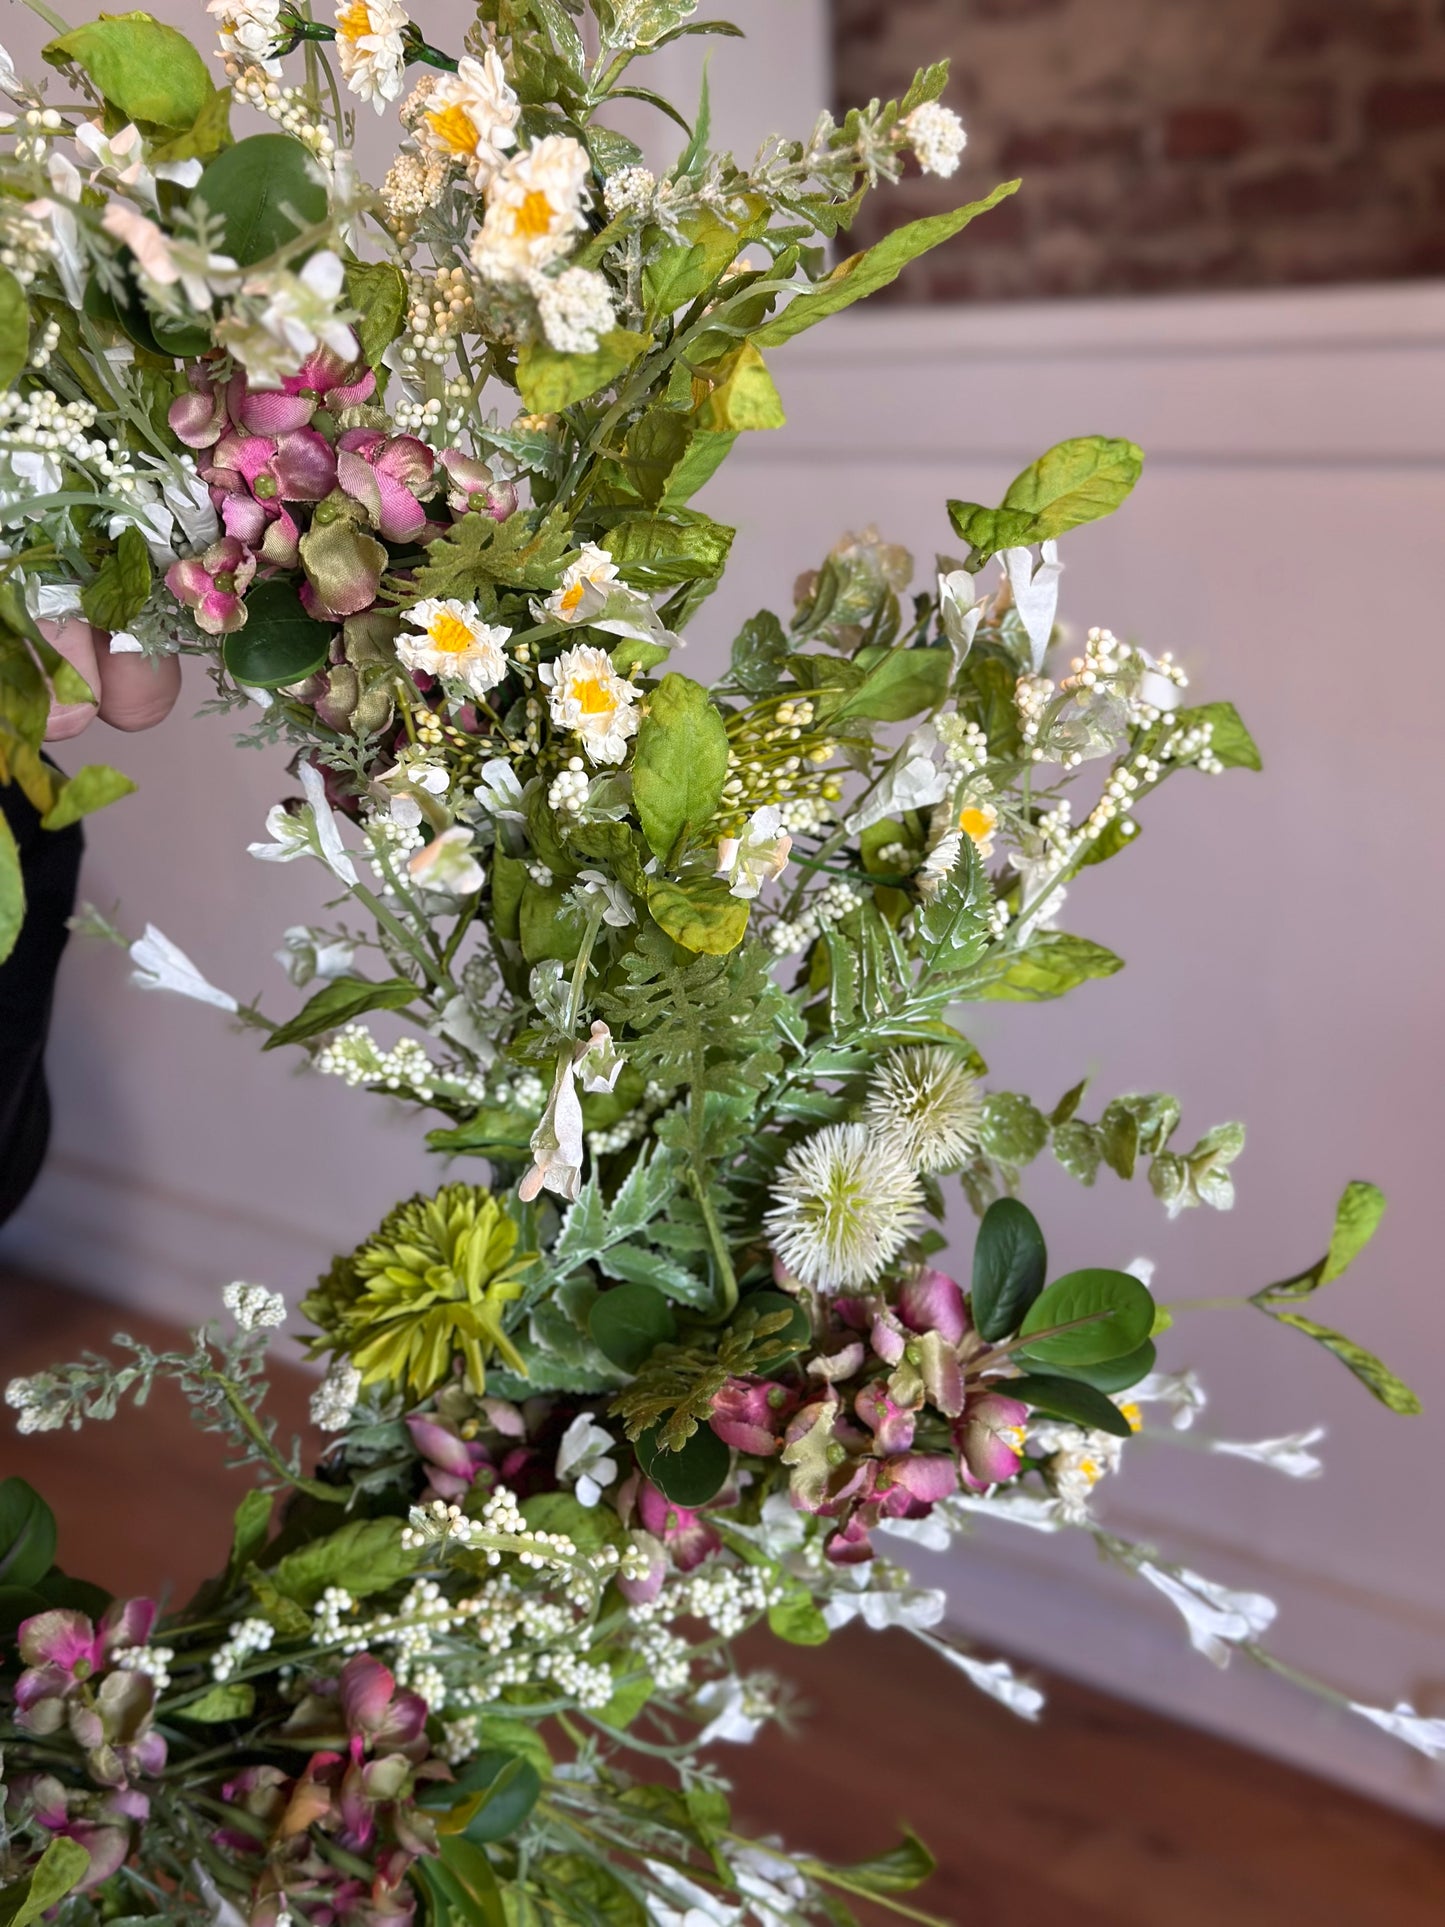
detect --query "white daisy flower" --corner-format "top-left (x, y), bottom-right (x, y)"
top-left (417, 49), bottom-right (520, 186)
top-left (334, 0), bottom-right (409, 108)
top-left (715, 805), bottom-right (792, 901)
top-left (472, 135), bottom-right (591, 282)
top-left (398, 598), bottom-right (511, 698)
top-left (902, 101), bottom-right (967, 178)
top-left (958, 797), bottom-right (998, 859)
top-left (208, 0), bottom-right (285, 74)
top-left (534, 265), bottom-right (616, 354)
top-left (539, 643), bottom-right (640, 766)
top-left (545, 541), bottom-right (620, 625)
top-left (863, 1045), bottom-right (983, 1172)
top-left (764, 1122), bottom-right (924, 1292)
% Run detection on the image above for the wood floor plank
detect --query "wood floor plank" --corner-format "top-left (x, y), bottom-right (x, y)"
top-left (3, 1274), bottom-right (1442, 1925)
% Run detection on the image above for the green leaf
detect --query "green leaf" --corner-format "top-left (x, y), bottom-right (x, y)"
top-left (830, 1831), bottom-right (936, 1897)
top-left (344, 258), bottom-right (409, 372)
top-left (970, 1198), bottom-right (1047, 1342)
top-left (644, 202), bottom-right (764, 315)
top-left (915, 835), bottom-right (990, 975)
top-left (663, 429), bottom-right (737, 505)
top-left (597, 1241), bottom-right (709, 1307)
top-left (44, 15), bottom-right (212, 133)
top-left (230, 1489), bottom-right (273, 1572)
top-left (195, 134), bottom-right (330, 265)
top-left (602, 510), bottom-right (734, 587)
top-left (515, 328), bottom-right (650, 413)
top-left (263, 976), bottom-right (419, 1051)
top-left (828, 646), bottom-right (951, 723)
top-left (1016, 1268), bottom-right (1155, 1366)
top-left (434, 1838), bottom-right (509, 1927)
top-left (622, 408), bottom-right (695, 506)
top-left (694, 340), bottom-right (786, 431)
top-left (0, 1480), bottom-right (57, 1590)
top-left (636, 1421), bottom-right (729, 1507)
top-left (265, 1519), bottom-right (417, 1610)
top-left (82, 525), bottom-right (152, 632)
top-left (978, 1091), bottom-right (1049, 1166)
top-left (0, 810), bottom-right (25, 967)
top-left (40, 764), bottom-right (137, 833)
top-left (0, 1838), bottom-right (91, 1927)
top-left (223, 579), bottom-right (334, 689)
top-left (948, 435), bottom-right (1145, 567)
top-left (597, 1665), bottom-right (654, 1729)
top-left (647, 875), bottom-right (749, 955)
top-left (742, 1289), bottom-right (810, 1372)
top-left (967, 931), bottom-right (1124, 1002)
top-left (0, 269), bottom-right (28, 387)
top-left (148, 83), bottom-right (233, 164)
top-left (174, 1680), bottom-right (256, 1722)
top-left (1007, 1371), bottom-right (1134, 1437)
top-left (633, 671), bottom-right (730, 860)
top-left (1263, 1311), bottom-right (1421, 1415)
top-left (1053, 1338), bottom-right (1157, 1393)
top-left (445, 1751), bottom-right (543, 1844)
top-left (768, 1589), bottom-right (831, 1645)
top-left (588, 1282), bottom-right (678, 1373)
top-left (755, 183), bottom-right (1020, 347)
top-left (520, 878), bottom-right (584, 965)
top-left (1173, 699), bottom-right (1261, 771)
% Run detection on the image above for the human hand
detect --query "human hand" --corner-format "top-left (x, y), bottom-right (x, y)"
top-left (42, 616), bottom-right (182, 741)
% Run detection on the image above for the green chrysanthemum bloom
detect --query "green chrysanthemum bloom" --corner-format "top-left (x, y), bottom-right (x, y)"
top-left (303, 1184), bottom-right (530, 1399)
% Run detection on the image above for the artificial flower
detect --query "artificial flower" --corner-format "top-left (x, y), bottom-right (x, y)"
top-left (519, 1053), bottom-right (585, 1203)
top-left (863, 1045), bottom-right (983, 1172)
top-left (223, 252), bottom-right (359, 388)
top-left (408, 826), bottom-right (485, 897)
top-left (165, 535), bottom-right (255, 635)
top-left (129, 926), bottom-right (238, 1012)
top-left (276, 926), bottom-right (357, 986)
top-left (417, 49), bottom-right (520, 185)
top-left (209, 0), bottom-right (285, 73)
top-left (958, 797), bottom-right (998, 857)
top-left (335, 428), bottom-right (437, 541)
top-left (715, 805), bottom-right (792, 900)
top-left (334, 0), bottom-right (410, 110)
top-left (574, 870), bottom-right (635, 929)
top-left (1348, 1701), bottom-right (1445, 1760)
top-left (248, 764), bottom-right (359, 888)
top-left (573, 1019), bottom-right (625, 1093)
top-left (1210, 1427), bottom-right (1326, 1479)
top-left (764, 1123), bottom-right (923, 1292)
top-left (902, 101), bottom-right (967, 177)
top-left (397, 598), bottom-right (509, 697)
top-left (555, 1414), bottom-right (619, 1507)
top-left (1001, 538), bottom-right (1063, 671)
top-left (545, 541), bottom-right (620, 624)
top-left (1136, 1562), bottom-right (1277, 1667)
top-left (100, 205), bottom-right (238, 312)
top-left (472, 135), bottom-right (591, 281)
top-left (539, 643), bottom-right (640, 766)
top-left (534, 266), bottom-right (616, 354)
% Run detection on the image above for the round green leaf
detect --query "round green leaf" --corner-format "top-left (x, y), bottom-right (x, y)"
top-left (636, 1422), bottom-right (729, 1508)
top-left (1052, 1338), bottom-right (1157, 1393)
top-left (742, 1289), bottom-right (810, 1373)
top-left (970, 1197), bottom-right (1047, 1341)
top-left (588, 1283), bottom-right (677, 1374)
top-left (222, 580), bottom-right (334, 690)
top-left (194, 134), bottom-right (330, 267)
top-left (458, 1752), bottom-right (543, 1844)
top-left (1015, 1268), bottom-right (1154, 1367)
top-left (0, 1478), bottom-right (58, 1591)
top-left (1007, 1372), bottom-right (1135, 1438)
top-left (44, 16), bottom-right (212, 133)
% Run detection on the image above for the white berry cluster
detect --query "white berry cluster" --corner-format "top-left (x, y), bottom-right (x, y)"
top-left (308, 1359), bottom-right (362, 1433)
top-left (547, 758), bottom-right (589, 816)
top-left (3, 1374), bottom-right (65, 1436)
top-left (226, 61), bottom-right (338, 162)
top-left (111, 1644), bottom-right (176, 1692)
top-left (211, 1617), bottom-right (274, 1682)
top-left (222, 1280), bottom-right (287, 1332)
top-left (767, 878), bottom-right (866, 957)
top-left (315, 1024), bottom-right (440, 1100)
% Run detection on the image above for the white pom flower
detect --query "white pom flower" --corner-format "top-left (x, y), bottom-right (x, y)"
top-left (903, 101), bottom-right (967, 178)
top-left (398, 598), bottom-right (511, 697)
top-left (539, 643), bottom-right (640, 766)
top-left (310, 1360), bottom-right (363, 1432)
top-left (863, 1045), bottom-right (983, 1172)
top-left (334, 0), bottom-right (410, 110)
top-left (764, 1122), bottom-right (924, 1291)
top-left (534, 266), bottom-right (616, 354)
top-left (417, 50), bottom-right (520, 186)
top-left (222, 1281), bottom-right (287, 1331)
top-left (472, 135), bottom-right (591, 281)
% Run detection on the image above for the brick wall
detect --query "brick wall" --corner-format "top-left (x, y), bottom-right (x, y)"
top-left (832, 0), bottom-right (1445, 299)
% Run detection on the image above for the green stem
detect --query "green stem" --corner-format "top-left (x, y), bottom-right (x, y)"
top-left (689, 1169), bottom-right (738, 1321)
top-left (350, 877), bottom-right (452, 993)
top-left (1162, 1294), bottom-right (1250, 1314)
top-left (203, 1370), bottom-right (348, 1505)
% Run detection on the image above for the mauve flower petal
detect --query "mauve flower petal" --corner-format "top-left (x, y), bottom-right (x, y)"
top-left (825, 1515), bottom-right (875, 1564)
top-left (375, 434), bottom-right (434, 494)
top-left (19, 1609), bottom-right (100, 1674)
top-left (405, 1415), bottom-right (479, 1480)
top-left (870, 1311), bottom-right (907, 1366)
top-left (168, 388), bottom-right (226, 448)
top-left (272, 428), bottom-right (338, 500)
top-left (899, 1267), bottom-right (968, 1343)
top-left (220, 492), bottom-right (270, 545)
top-left (214, 432), bottom-right (275, 485)
top-left (196, 589), bottom-right (245, 634)
top-left (261, 508), bottom-right (301, 568)
top-left (888, 1453), bottom-right (958, 1505)
top-left (339, 1654), bottom-right (396, 1739)
top-left (103, 1597), bottom-right (157, 1652)
top-left (854, 1382), bottom-right (916, 1455)
top-left (241, 388), bottom-right (316, 436)
top-left (371, 469), bottom-right (427, 543)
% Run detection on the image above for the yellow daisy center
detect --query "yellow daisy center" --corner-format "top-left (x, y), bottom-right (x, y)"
top-left (428, 612), bottom-right (477, 655)
top-left (1119, 1402), bottom-right (1143, 1432)
top-left (559, 579), bottom-right (586, 615)
top-left (512, 188), bottom-right (556, 240)
top-left (426, 102), bottom-right (480, 157)
top-left (336, 1), bottom-right (376, 44)
top-left (960, 805), bottom-right (995, 843)
top-left (572, 675), bottom-right (616, 716)
top-left (1079, 1457), bottom-right (1103, 1485)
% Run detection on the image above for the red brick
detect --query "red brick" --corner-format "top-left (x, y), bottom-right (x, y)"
top-left (1226, 166), bottom-right (1363, 223)
top-left (1364, 78), bottom-right (1445, 135)
top-left (998, 123), bottom-right (1143, 169)
top-left (1164, 105), bottom-right (1250, 161)
top-left (1270, 3), bottom-right (1423, 58)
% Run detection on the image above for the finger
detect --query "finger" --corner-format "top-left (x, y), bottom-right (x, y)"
top-left (41, 616), bottom-right (100, 742)
top-left (96, 644), bottom-right (183, 732)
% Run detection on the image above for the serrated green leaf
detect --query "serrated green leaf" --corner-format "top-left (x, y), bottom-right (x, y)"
top-left (44, 15), bottom-right (211, 133)
top-left (768, 1590), bottom-right (831, 1645)
top-left (0, 269), bottom-right (29, 387)
top-left (694, 340), bottom-right (786, 431)
top-left (265, 1518), bottom-right (416, 1610)
top-left (827, 1830), bottom-right (936, 1897)
top-left (344, 258), bottom-right (408, 372)
top-left (915, 835), bottom-right (990, 975)
top-left (948, 435), bottom-right (1145, 566)
top-left (1173, 699), bottom-right (1261, 772)
top-left (516, 328), bottom-right (651, 413)
top-left (82, 525), bottom-right (151, 633)
top-left (827, 646), bottom-right (951, 724)
top-left (174, 1680), bottom-right (256, 1722)
top-left (966, 931), bottom-right (1124, 1002)
top-left (634, 672), bottom-right (730, 858)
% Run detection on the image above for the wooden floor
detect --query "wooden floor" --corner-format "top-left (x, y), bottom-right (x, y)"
top-left (3, 1275), bottom-right (1443, 1926)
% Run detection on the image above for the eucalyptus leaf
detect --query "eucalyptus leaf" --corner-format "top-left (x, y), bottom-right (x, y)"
top-left (222, 581), bottom-right (334, 690)
top-left (636, 1421), bottom-right (729, 1507)
top-left (1016, 1268), bottom-right (1155, 1366)
top-left (194, 134), bottom-right (330, 265)
top-left (588, 1282), bottom-right (677, 1373)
